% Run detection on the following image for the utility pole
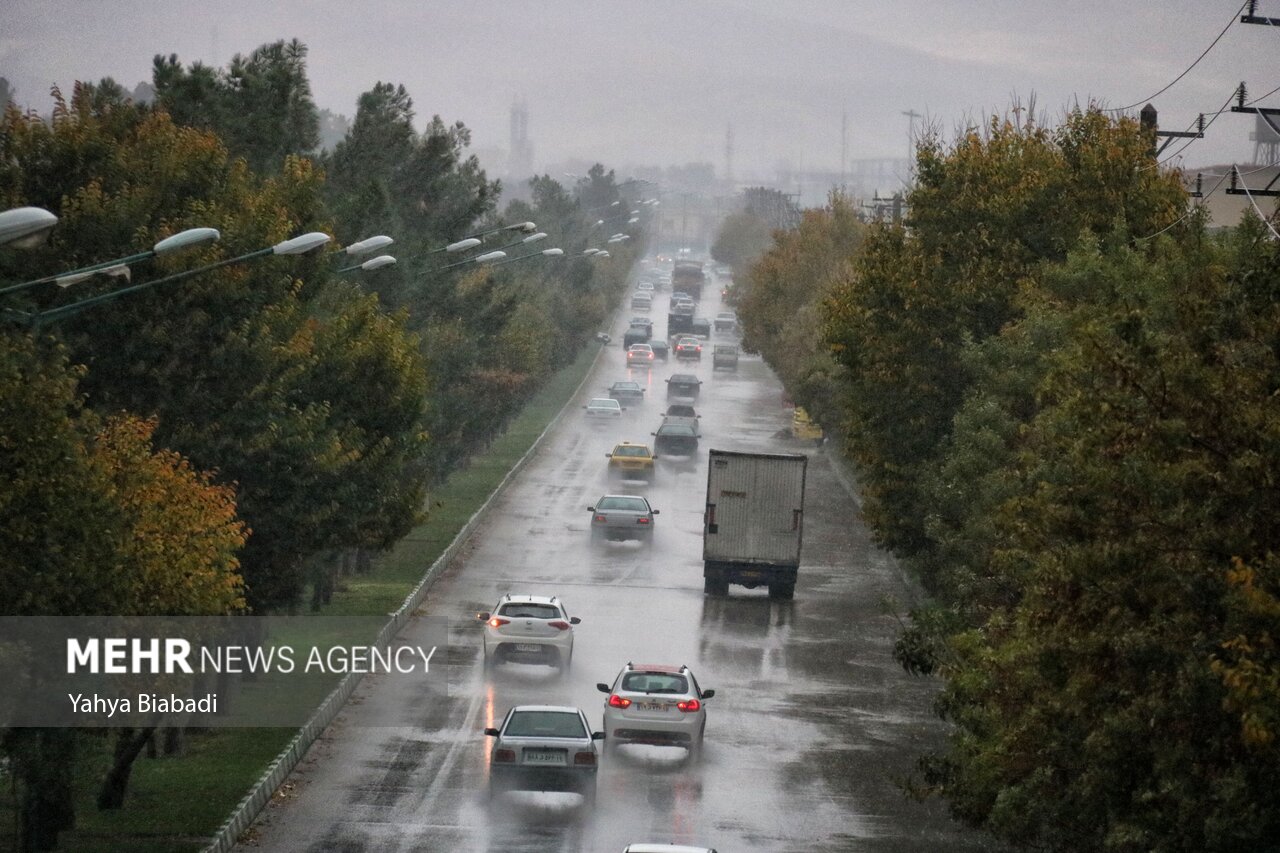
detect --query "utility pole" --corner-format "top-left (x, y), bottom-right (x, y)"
top-left (841, 111), bottom-right (848, 188)
top-left (725, 123), bottom-right (734, 187)
top-left (1228, 83), bottom-right (1280, 197)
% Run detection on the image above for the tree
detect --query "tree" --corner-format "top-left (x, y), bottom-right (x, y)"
top-left (824, 107), bottom-right (1185, 559)
top-left (152, 39), bottom-right (319, 174)
top-left (711, 209), bottom-right (773, 276)
top-left (733, 191), bottom-right (863, 427)
top-left (0, 334), bottom-right (248, 846)
top-left (923, 230), bottom-right (1280, 850)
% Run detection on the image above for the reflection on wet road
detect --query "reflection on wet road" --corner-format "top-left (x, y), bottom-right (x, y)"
top-left (239, 281), bottom-right (993, 852)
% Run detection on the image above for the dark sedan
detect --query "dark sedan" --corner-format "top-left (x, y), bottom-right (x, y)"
top-left (665, 374), bottom-right (702, 400)
top-left (608, 381), bottom-right (645, 403)
top-left (652, 421), bottom-right (699, 455)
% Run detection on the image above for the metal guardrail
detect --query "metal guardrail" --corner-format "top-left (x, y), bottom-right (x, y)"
top-left (203, 343), bottom-right (605, 853)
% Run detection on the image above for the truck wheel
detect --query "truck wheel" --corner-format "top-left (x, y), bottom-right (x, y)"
top-left (704, 575), bottom-right (729, 596)
top-left (768, 582), bottom-right (795, 600)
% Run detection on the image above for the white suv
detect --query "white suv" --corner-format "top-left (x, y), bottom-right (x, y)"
top-left (596, 663), bottom-right (715, 754)
top-left (477, 595), bottom-right (579, 672)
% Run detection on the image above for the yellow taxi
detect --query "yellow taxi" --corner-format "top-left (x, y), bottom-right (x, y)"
top-left (605, 441), bottom-right (656, 480)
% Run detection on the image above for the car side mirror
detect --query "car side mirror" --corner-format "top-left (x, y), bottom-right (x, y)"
top-left (570, 616), bottom-right (581, 625)
top-left (652, 455), bottom-right (659, 459)
top-left (605, 453), bottom-right (612, 457)
top-left (476, 612), bottom-right (490, 621)
top-left (592, 731), bottom-right (606, 741)
top-left (652, 509), bottom-right (660, 515)
top-left (587, 506), bottom-right (595, 512)
top-left (620, 406), bottom-right (627, 411)
top-left (650, 432), bottom-right (657, 436)
top-left (484, 727), bottom-right (500, 736)
top-left (596, 683), bottom-right (611, 693)
top-left (701, 688), bottom-right (716, 700)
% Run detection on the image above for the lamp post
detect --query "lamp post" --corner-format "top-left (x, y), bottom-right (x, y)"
top-left (431, 250), bottom-right (508, 274)
top-left (486, 247), bottom-right (564, 268)
top-left (1, 227), bottom-right (221, 298)
top-left (14, 231), bottom-right (331, 328)
top-left (0, 207), bottom-right (59, 249)
top-left (336, 254), bottom-right (397, 274)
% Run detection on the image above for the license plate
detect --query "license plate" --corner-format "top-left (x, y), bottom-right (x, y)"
top-left (514, 644), bottom-right (541, 652)
top-left (637, 702), bottom-right (668, 711)
top-left (523, 749), bottom-right (565, 766)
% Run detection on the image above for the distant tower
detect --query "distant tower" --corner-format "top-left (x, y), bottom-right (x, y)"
top-left (725, 123), bottom-right (735, 185)
top-left (508, 99), bottom-right (534, 179)
top-left (1253, 114), bottom-right (1280, 166)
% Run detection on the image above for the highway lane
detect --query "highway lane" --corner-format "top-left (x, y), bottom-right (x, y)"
top-left (238, 278), bottom-right (993, 852)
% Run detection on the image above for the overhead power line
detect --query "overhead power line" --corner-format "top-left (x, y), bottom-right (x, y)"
top-left (1107, 1), bottom-right (1248, 113)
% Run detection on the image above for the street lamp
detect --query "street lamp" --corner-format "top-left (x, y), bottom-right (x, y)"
top-left (1, 226), bottom-right (221, 298)
top-left (486, 247), bottom-right (564, 268)
top-left (340, 235), bottom-right (394, 256)
top-left (0, 206), bottom-right (58, 248)
top-left (336, 254), bottom-right (397, 273)
top-left (14, 231), bottom-right (330, 327)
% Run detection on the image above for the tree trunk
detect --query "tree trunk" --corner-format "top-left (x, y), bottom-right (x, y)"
top-left (7, 728), bottom-right (77, 852)
top-left (96, 726), bottom-right (156, 810)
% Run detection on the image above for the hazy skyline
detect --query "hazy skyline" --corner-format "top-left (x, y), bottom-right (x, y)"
top-left (2, 1), bottom-right (1276, 182)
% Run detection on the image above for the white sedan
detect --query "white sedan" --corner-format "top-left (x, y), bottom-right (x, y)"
top-left (583, 397), bottom-right (624, 418)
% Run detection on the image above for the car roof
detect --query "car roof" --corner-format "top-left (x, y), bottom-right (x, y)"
top-left (669, 374), bottom-right (699, 381)
top-left (629, 343), bottom-right (652, 349)
top-left (624, 845), bottom-right (717, 853)
top-left (588, 397), bottom-right (620, 404)
top-left (613, 441), bottom-right (651, 450)
top-left (499, 594), bottom-right (560, 605)
top-left (612, 380), bottom-right (641, 387)
top-left (627, 663), bottom-right (685, 673)
top-left (508, 704), bottom-right (584, 714)
top-left (599, 493), bottom-right (649, 501)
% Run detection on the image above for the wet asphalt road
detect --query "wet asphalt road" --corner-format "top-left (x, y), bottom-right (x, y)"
top-left (238, 281), bottom-right (993, 852)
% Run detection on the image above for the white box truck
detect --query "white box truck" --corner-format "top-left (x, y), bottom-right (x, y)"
top-left (702, 449), bottom-right (807, 599)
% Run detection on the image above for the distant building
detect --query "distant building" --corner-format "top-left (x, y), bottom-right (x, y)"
top-left (508, 99), bottom-right (534, 181)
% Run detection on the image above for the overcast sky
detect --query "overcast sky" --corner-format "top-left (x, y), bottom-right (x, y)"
top-left (2, 1), bottom-right (1275, 181)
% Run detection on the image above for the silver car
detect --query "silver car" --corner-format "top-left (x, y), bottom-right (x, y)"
top-left (597, 663), bottom-right (715, 755)
top-left (485, 705), bottom-right (604, 804)
top-left (588, 494), bottom-right (659, 542)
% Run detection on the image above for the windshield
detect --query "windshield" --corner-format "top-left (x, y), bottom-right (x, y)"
top-left (497, 603), bottom-right (560, 619)
top-left (504, 710), bottom-right (587, 739)
top-left (621, 673), bottom-right (688, 694)
top-left (598, 496), bottom-right (649, 512)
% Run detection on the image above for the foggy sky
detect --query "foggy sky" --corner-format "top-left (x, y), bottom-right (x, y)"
top-left (2, 1), bottom-right (1274, 181)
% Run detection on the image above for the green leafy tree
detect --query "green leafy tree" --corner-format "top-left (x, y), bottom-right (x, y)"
top-left (711, 209), bottom-right (773, 276)
top-left (733, 191), bottom-right (863, 427)
top-left (825, 107), bottom-right (1185, 558)
top-left (924, 230), bottom-right (1280, 850)
top-left (152, 39), bottom-right (319, 174)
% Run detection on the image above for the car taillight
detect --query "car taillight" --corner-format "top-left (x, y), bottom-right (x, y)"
top-left (637, 517), bottom-right (650, 524)
top-left (548, 620), bottom-right (571, 630)
top-left (488, 617), bottom-right (510, 628)
top-left (494, 748), bottom-right (516, 762)
top-left (677, 698), bottom-right (701, 713)
top-left (595, 514), bottom-right (607, 523)
top-left (573, 751), bottom-right (596, 766)
top-left (608, 694), bottom-right (631, 708)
